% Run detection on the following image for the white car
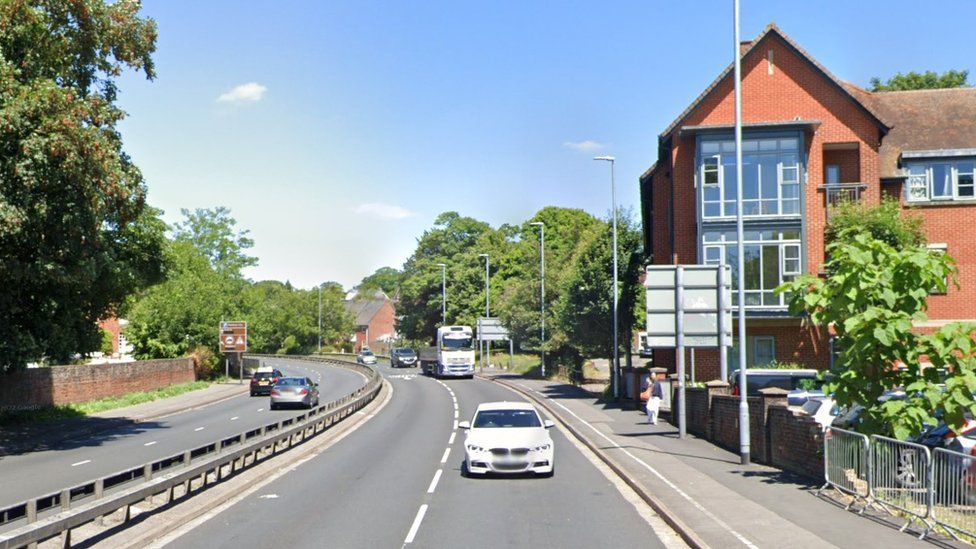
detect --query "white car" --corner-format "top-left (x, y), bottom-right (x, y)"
top-left (459, 401), bottom-right (555, 477)
top-left (357, 350), bottom-right (377, 365)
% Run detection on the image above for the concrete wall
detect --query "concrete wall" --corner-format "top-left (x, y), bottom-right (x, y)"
top-left (0, 359), bottom-right (195, 410)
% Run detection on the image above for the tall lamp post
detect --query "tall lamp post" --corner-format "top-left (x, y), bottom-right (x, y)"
top-left (317, 283), bottom-right (323, 353)
top-left (478, 253), bottom-right (490, 370)
top-left (436, 263), bottom-right (447, 325)
top-left (733, 0), bottom-right (750, 465)
top-left (529, 222), bottom-right (546, 377)
top-left (594, 155), bottom-right (619, 399)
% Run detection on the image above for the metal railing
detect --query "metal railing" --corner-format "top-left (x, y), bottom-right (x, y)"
top-left (869, 435), bottom-right (933, 532)
top-left (821, 183), bottom-right (867, 218)
top-left (0, 356), bottom-right (381, 549)
top-left (931, 447), bottom-right (976, 541)
top-left (819, 427), bottom-right (870, 510)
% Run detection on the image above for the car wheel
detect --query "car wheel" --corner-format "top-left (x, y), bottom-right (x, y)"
top-left (250, 391), bottom-right (255, 397)
top-left (270, 403), bottom-right (277, 411)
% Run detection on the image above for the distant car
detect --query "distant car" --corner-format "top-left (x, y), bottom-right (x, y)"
top-left (269, 377), bottom-right (320, 410)
top-left (391, 347), bottom-right (417, 368)
top-left (787, 389), bottom-right (825, 406)
top-left (459, 401), bottom-right (555, 477)
top-left (249, 368), bottom-right (283, 396)
top-left (357, 350), bottom-right (377, 365)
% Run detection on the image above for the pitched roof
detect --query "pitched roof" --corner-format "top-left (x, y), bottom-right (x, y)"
top-left (844, 85), bottom-right (976, 178)
top-left (659, 23), bottom-right (887, 140)
top-left (343, 293), bottom-right (391, 326)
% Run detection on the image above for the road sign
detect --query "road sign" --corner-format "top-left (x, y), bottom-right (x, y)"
top-left (477, 317), bottom-right (509, 341)
top-left (219, 321), bottom-right (248, 353)
top-left (644, 265), bottom-right (732, 349)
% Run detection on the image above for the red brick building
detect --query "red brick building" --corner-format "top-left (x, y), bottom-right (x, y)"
top-left (344, 290), bottom-right (396, 353)
top-left (640, 23), bottom-right (976, 380)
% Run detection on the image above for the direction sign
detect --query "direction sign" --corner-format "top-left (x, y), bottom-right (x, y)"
top-left (219, 321), bottom-right (248, 353)
top-left (477, 317), bottom-right (509, 341)
top-left (644, 265), bottom-right (732, 349)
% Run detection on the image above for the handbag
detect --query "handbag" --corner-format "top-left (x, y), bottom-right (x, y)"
top-left (639, 387), bottom-right (651, 401)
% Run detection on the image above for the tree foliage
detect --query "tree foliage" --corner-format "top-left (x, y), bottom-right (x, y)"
top-left (356, 267), bottom-right (401, 297)
top-left (0, 0), bottom-right (165, 371)
top-left (779, 223), bottom-right (976, 439)
top-left (173, 207), bottom-right (257, 277)
top-left (870, 70), bottom-right (969, 92)
top-left (826, 198), bottom-right (924, 249)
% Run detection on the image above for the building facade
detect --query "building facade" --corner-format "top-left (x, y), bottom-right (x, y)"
top-left (640, 23), bottom-right (976, 381)
top-left (344, 290), bottom-right (397, 354)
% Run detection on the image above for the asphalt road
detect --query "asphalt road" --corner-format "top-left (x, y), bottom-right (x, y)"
top-left (170, 364), bottom-right (662, 548)
top-left (0, 359), bottom-right (366, 509)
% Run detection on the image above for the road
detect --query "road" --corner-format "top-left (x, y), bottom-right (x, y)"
top-left (0, 358), bottom-right (366, 509)
top-left (168, 363), bottom-right (663, 548)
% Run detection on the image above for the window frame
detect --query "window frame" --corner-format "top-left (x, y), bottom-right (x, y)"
top-left (753, 336), bottom-right (776, 367)
top-left (928, 244), bottom-right (948, 295)
top-left (700, 229), bottom-right (802, 309)
top-left (905, 160), bottom-right (976, 202)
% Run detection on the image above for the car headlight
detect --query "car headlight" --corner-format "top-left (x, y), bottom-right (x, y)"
top-left (533, 443), bottom-right (551, 452)
top-left (466, 444), bottom-right (485, 452)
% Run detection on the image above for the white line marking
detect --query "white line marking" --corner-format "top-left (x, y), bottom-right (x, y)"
top-left (453, 410), bottom-right (458, 419)
top-left (230, 416), bottom-right (239, 421)
top-left (404, 504), bottom-right (428, 544)
top-left (194, 427), bottom-right (205, 432)
top-left (452, 420), bottom-right (458, 430)
top-left (426, 469), bottom-right (443, 493)
top-left (523, 384), bottom-right (758, 549)
top-left (448, 432), bottom-right (456, 445)
top-left (440, 448), bottom-right (450, 464)
top-left (257, 408), bottom-right (264, 412)
top-left (144, 441), bottom-right (157, 447)
top-left (71, 460), bottom-right (91, 467)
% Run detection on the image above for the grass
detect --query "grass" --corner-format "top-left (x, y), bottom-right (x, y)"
top-left (0, 380), bottom-right (210, 426)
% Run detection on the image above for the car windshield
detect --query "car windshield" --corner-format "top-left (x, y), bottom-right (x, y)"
top-left (473, 409), bottom-right (541, 428)
top-left (442, 336), bottom-right (473, 351)
top-left (276, 377), bottom-right (305, 386)
top-left (399, 349), bottom-right (416, 356)
top-left (361, 351), bottom-right (374, 356)
top-left (800, 399), bottom-right (822, 415)
top-left (254, 372), bottom-right (275, 380)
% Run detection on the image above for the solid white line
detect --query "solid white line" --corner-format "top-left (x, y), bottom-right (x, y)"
top-left (71, 460), bottom-right (91, 467)
top-left (404, 504), bottom-right (428, 544)
top-left (230, 416), bottom-right (239, 421)
top-left (523, 384), bottom-right (758, 549)
top-left (448, 432), bottom-right (456, 445)
top-left (440, 448), bottom-right (450, 464)
top-left (144, 441), bottom-right (157, 447)
top-left (426, 469), bottom-right (443, 494)
top-left (194, 427), bottom-right (205, 432)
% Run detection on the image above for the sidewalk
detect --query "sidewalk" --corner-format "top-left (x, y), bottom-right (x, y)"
top-left (481, 371), bottom-right (954, 549)
top-left (0, 382), bottom-right (247, 456)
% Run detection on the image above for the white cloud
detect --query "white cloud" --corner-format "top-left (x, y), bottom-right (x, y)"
top-left (563, 140), bottom-right (607, 153)
top-left (217, 82), bottom-right (267, 102)
top-left (353, 202), bottom-right (416, 220)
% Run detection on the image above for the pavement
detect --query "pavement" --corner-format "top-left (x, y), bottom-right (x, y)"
top-left (479, 369), bottom-right (959, 549)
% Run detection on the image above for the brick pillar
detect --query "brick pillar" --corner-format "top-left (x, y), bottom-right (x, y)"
top-left (704, 380), bottom-right (730, 439)
top-left (757, 387), bottom-right (789, 464)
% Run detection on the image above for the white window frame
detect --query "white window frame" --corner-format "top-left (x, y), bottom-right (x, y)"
top-left (905, 161), bottom-right (976, 202)
top-left (700, 230), bottom-right (802, 309)
top-left (700, 137), bottom-right (802, 219)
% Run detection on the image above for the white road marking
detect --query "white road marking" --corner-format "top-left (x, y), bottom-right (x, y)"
top-left (230, 416), bottom-right (239, 421)
top-left (440, 448), bottom-right (450, 464)
top-left (426, 469), bottom-right (443, 494)
top-left (194, 427), bottom-right (205, 432)
top-left (257, 408), bottom-right (264, 412)
top-left (404, 504), bottom-right (428, 544)
top-left (448, 432), bottom-right (456, 445)
top-left (520, 383), bottom-right (758, 549)
top-left (71, 460), bottom-right (91, 467)
top-left (258, 494), bottom-right (278, 499)
top-left (144, 441), bottom-right (157, 447)
top-left (452, 420), bottom-right (458, 430)
top-left (453, 410), bottom-right (458, 419)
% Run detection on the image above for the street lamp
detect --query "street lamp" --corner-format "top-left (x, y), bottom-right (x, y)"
top-left (478, 253), bottom-right (490, 370)
top-left (436, 263), bottom-right (447, 325)
top-left (529, 222), bottom-right (546, 377)
top-left (732, 0), bottom-right (750, 466)
top-left (594, 155), bottom-right (619, 399)
top-left (317, 283), bottom-right (323, 353)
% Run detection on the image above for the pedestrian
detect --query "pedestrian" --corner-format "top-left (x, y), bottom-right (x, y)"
top-left (646, 372), bottom-right (664, 425)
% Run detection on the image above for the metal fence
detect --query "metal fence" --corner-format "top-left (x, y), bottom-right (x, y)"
top-left (821, 427), bottom-right (976, 541)
top-left (0, 355), bottom-right (381, 549)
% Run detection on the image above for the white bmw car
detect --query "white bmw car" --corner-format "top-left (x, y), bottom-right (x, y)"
top-left (459, 401), bottom-right (555, 477)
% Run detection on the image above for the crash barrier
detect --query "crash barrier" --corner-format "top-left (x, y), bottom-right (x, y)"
top-left (821, 428), bottom-right (976, 541)
top-left (0, 356), bottom-right (380, 549)
top-left (819, 427), bottom-right (870, 509)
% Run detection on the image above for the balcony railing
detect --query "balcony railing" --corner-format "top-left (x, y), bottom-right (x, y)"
top-left (821, 183), bottom-right (867, 217)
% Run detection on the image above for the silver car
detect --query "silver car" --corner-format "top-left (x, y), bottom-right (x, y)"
top-left (269, 377), bottom-right (320, 410)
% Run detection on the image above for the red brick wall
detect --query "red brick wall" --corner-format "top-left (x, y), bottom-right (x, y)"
top-left (768, 404), bottom-right (825, 479)
top-left (97, 317), bottom-right (121, 355)
top-left (822, 149), bottom-right (861, 184)
top-left (0, 359), bottom-right (195, 410)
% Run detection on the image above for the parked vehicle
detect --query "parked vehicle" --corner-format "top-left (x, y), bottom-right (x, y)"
top-left (391, 347), bottom-right (418, 368)
top-left (801, 397), bottom-right (840, 431)
top-left (249, 368), bottom-right (283, 396)
top-left (729, 368), bottom-right (820, 397)
top-left (459, 401), bottom-right (555, 477)
top-left (787, 389), bottom-right (825, 406)
top-left (357, 349), bottom-right (377, 365)
top-left (269, 377), bottom-right (320, 410)
top-left (419, 326), bottom-right (475, 378)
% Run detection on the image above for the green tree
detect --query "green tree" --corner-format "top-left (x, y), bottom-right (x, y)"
top-left (173, 207), bottom-right (257, 277)
top-left (870, 70), bottom-right (969, 91)
top-left (826, 198), bottom-right (924, 249)
top-left (779, 228), bottom-right (976, 439)
top-left (0, 0), bottom-right (164, 371)
top-left (356, 267), bottom-right (401, 297)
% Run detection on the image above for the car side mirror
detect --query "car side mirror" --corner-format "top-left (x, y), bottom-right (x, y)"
top-left (543, 420), bottom-right (555, 429)
top-left (458, 421), bottom-right (471, 430)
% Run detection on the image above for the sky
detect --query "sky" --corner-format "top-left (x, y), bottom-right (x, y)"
top-left (114, 1), bottom-right (976, 290)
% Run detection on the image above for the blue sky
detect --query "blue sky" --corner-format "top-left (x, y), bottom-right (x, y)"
top-left (115, 1), bottom-right (976, 289)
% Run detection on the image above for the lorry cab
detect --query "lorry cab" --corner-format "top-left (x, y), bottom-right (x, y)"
top-left (420, 325), bottom-right (475, 378)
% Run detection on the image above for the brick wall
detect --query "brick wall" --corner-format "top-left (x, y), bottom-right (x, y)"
top-left (685, 387), bottom-right (710, 437)
top-left (768, 404), bottom-right (825, 479)
top-left (710, 395), bottom-right (742, 452)
top-left (0, 359), bottom-right (195, 410)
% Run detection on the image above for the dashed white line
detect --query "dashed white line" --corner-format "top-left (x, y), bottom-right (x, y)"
top-left (440, 448), bottom-right (450, 464)
top-left (448, 432), bottom-right (456, 445)
top-left (426, 469), bottom-right (443, 494)
top-left (194, 427), bottom-right (205, 432)
top-left (257, 408), bottom-right (264, 412)
top-left (71, 460), bottom-right (91, 467)
top-left (231, 416), bottom-right (239, 421)
top-left (403, 504), bottom-right (428, 544)
top-left (144, 441), bottom-right (157, 447)
top-left (453, 410), bottom-right (459, 419)
top-left (452, 420), bottom-right (458, 430)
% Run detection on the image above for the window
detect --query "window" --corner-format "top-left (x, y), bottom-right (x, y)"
top-left (699, 136), bottom-right (802, 218)
top-left (701, 229), bottom-right (801, 308)
top-left (928, 244), bottom-right (948, 295)
top-left (754, 336), bottom-right (776, 367)
top-left (905, 160), bottom-right (976, 202)
top-left (826, 165), bottom-right (840, 185)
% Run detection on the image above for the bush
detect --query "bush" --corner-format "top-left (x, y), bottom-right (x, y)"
top-left (188, 345), bottom-right (218, 379)
top-left (100, 329), bottom-right (115, 356)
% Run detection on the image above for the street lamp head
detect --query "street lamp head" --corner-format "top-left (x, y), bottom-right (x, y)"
top-left (478, 253), bottom-right (489, 258)
top-left (529, 221), bottom-right (544, 227)
top-left (436, 263), bottom-right (446, 267)
top-left (593, 155), bottom-right (615, 162)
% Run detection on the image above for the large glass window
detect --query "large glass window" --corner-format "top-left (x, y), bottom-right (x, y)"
top-left (699, 136), bottom-right (802, 218)
top-left (702, 229), bottom-right (801, 308)
top-left (905, 160), bottom-right (976, 202)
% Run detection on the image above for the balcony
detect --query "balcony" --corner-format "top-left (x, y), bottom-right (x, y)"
top-left (821, 183), bottom-right (867, 218)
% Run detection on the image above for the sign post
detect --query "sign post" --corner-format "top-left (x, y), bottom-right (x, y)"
top-left (477, 318), bottom-right (510, 372)
top-left (219, 321), bottom-right (248, 382)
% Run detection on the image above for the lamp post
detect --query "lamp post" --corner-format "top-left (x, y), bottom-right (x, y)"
top-left (478, 253), bottom-right (490, 370)
top-left (594, 155), bottom-right (619, 399)
top-left (733, 0), bottom-right (750, 465)
top-left (529, 222), bottom-right (546, 377)
top-left (317, 283), bottom-right (322, 353)
top-left (436, 263), bottom-right (447, 325)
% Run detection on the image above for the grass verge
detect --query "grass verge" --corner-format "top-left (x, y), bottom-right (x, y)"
top-left (0, 380), bottom-right (210, 425)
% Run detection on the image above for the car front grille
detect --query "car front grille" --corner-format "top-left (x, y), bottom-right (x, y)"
top-left (489, 448), bottom-right (529, 457)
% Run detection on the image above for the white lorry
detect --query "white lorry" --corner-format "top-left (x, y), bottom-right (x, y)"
top-left (419, 325), bottom-right (475, 378)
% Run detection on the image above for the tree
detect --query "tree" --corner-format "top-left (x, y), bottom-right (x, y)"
top-left (0, 0), bottom-right (164, 371)
top-left (779, 227), bottom-right (976, 439)
top-left (870, 70), bottom-right (969, 92)
top-left (356, 267), bottom-right (401, 297)
top-left (173, 207), bottom-right (257, 277)
top-left (826, 198), bottom-right (924, 249)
